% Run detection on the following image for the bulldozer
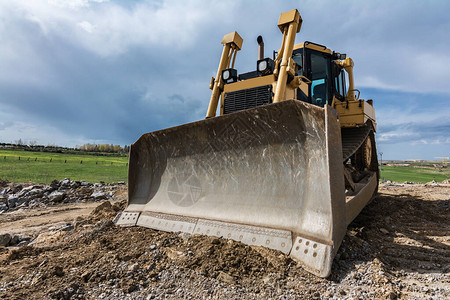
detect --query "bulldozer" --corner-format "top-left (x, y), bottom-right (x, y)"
top-left (116, 9), bottom-right (379, 277)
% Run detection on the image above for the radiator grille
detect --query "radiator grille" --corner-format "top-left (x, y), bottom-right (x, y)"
top-left (224, 85), bottom-right (273, 114)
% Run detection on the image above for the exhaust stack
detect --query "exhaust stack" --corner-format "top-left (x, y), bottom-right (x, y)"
top-left (257, 35), bottom-right (264, 60)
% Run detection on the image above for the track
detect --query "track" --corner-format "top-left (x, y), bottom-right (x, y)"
top-left (341, 126), bottom-right (371, 162)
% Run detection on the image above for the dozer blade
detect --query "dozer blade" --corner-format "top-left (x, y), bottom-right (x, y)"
top-left (117, 99), bottom-right (347, 277)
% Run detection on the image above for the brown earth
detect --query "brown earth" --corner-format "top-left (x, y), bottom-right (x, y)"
top-left (0, 183), bottom-right (448, 299)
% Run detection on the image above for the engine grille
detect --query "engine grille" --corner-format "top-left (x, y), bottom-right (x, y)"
top-left (223, 85), bottom-right (273, 114)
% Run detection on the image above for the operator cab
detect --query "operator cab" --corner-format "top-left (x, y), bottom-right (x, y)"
top-left (293, 41), bottom-right (347, 107)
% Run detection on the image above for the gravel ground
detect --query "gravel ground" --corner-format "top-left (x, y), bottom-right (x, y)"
top-left (0, 181), bottom-right (448, 299)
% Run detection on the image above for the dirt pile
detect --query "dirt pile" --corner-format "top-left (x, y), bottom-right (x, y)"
top-left (0, 182), bottom-right (448, 299)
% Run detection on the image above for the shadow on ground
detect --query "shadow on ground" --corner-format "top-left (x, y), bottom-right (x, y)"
top-left (330, 190), bottom-right (449, 281)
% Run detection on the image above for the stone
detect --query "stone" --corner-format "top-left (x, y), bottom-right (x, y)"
top-left (9, 235), bottom-right (20, 246)
top-left (29, 188), bottom-right (44, 197)
top-left (17, 185), bottom-right (34, 197)
top-left (379, 228), bottom-right (389, 234)
top-left (49, 191), bottom-right (65, 202)
top-left (91, 191), bottom-right (107, 200)
top-left (81, 270), bottom-right (92, 282)
top-left (0, 233), bottom-right (12, 247)
top-left (53, 265), bottom-right (65, 277)
top-left (60, 178), bottom-right (71, 187)
top-left (128, 263), bottom-right (139, 272)
top-left (12, 184), bottom-right (22, 193)
top-left (0, 188), bottom-right (10, 195)
top-left (70, 181), bottom-right (81, 188)
top-left (59, 223), bottom-right (74, 231)
top-left (50, 180), bottom-right (59, 189)
top-left (7, 195), bottom-right (18, 208)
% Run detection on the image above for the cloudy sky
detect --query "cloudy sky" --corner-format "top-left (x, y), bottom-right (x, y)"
top-left (0, 0), bottom-right (449, 160)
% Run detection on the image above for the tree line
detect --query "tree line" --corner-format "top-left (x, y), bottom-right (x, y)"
top-left (0, 141), bottom-right (129, 155)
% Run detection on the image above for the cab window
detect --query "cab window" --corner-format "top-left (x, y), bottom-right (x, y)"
top-left (334, 70), bottom-right (346, 100)
top-left (309, 52), bottom-right (330, 107)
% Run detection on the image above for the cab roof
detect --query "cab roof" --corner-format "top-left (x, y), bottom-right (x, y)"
top-left (294, 41), bottom-right (332, 54)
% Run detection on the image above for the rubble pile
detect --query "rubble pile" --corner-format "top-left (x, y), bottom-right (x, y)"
top-left (0, 178), bottom-right (124, 213)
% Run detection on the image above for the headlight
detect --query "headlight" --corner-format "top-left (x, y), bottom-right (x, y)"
top-left (257, 60), bottom-right (267, 72)
top-left (222, 70), bottom-right (230, 81)
top-left (221, 68), bottom-right (237, 83)
top-left (257, 58), bottom-right (274, 75)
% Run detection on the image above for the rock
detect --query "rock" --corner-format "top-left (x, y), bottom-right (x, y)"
top-left (9, 235), bottom-right (20, 246)
top-left (379, 228), bottom-right (389, 234)
top-left (0, 187), bottom-right (10, 195)
top-left (53, 265), bottom-right (65, 277)
top-left (28, 200), bottom-right (38, 208)
top-left (217, 271), bottom-right (235, 284)
top-left (91, 191), bottom-right (107, 200)
top-left (128, 263), bottom-right (139, 272)
top-left (49, 191), bottom-right (65, 202)
top-left (81, 270), bottom-right (92, 282)
top-left (60, 178), bottom-right (71, 187)
top-left (59, 223), bottom-right (74, 231)
top-left (12, 184), bottom-right (22, 193)
top-left (0, 233), bottom-right (12, 246)
top-left (7, 195), bottom-right (18, 208)
top-left (15, 199), bottom-right (27, 207)
top-left (70, 181), bottom-right (81, 188)
top-left (28, 188), bottom-right (44, 197)
top-left (384, 291), bottom-right (398, 299)
top-left (16, 185), bottom-right (34, 197)
top-left (50, 180), bottom-right (59, 189)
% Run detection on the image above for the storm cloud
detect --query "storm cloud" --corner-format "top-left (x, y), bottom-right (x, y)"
top-left (0, 0), bottom-right (449, 159)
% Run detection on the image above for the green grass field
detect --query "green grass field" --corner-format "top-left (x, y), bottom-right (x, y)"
top-left (0, 149), bottom-right (128, 184)
top-left (380, 165), bottom-right (450, 183)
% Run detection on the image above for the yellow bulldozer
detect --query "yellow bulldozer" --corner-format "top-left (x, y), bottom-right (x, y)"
top-left (116, 9), bottom-right (379, 277)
